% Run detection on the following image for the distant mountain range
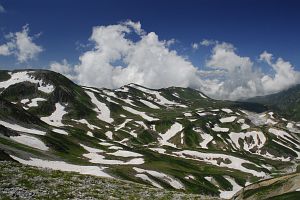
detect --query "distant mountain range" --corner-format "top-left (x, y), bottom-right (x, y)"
top-left (0, 69), bottom-right (300, 199)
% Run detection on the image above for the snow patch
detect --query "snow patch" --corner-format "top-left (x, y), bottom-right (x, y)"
top-left (41, 103), bottom-right (67, 127)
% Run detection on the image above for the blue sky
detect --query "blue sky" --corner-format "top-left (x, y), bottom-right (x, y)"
top-left (0, 0), bottom-right (300, 99)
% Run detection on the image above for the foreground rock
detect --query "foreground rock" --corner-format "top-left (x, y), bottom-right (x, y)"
top-left (0, 161), bottom-right (219, 200)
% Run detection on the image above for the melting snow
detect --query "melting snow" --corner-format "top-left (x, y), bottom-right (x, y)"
top-left (86, 91), bottom-right (114, 123)
top-left (52, 128), bottom-right (68, 135)
top-left (219, 116), bottom-right (237, 123)
top-left (212, 124), bottom-right (229, 132)
top-left (108, 150), bottom-right (143, 157)
top-left (135, 174), bottom-right (163, 188)
top-left (72, 119), bottom-right (101, 130)
top-left (41, 103), bottom-right (67, 127)
top-left (10, 134), bottom-right (48, 150)
top-left (123, 106), bottom-right (158, 121)
top-left (222, 108), bottom-right (233, 113)
top-left (219, 177), bottom-right (242, 199)
top-left (133, 167), bottom-right (184, 189)
top-left (0, 120), bottom-right (46, 135)
top-left (27, 98), bottom-right (46, 107)
top-left (172, 150), bottom-right (266, 177)
top-left (105, 131), bottom-right (113, 140)
top-left (0, 71), bottom-right (54, 94)
top-left (229, 131), bottom-right (266, 151)
top-left (10, 155), bottom-right (111, 178)
top-left (140, 99), bottom-right (160, 109)
top-left (159, 122), bottom-right (183, 147)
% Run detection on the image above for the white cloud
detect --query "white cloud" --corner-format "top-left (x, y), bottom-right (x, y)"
top-left (0, 4), bottom-right (5, 13)
top-left (49, 59), bottom-right (76, 80)
top-left (0, 44), bottom-right (11, 55)
top-left (200, 39), bottom-right (216, 46)
top-left (74, 21), bottom-right (198, 89)
top-left (50, 21), bottom-right (300, 100)
top-left (0, 25), bottom-right (43, 62)
top-left (260, 52), bottom-right (300, 93)
top-left (191, 43), bottom-right (199, 49)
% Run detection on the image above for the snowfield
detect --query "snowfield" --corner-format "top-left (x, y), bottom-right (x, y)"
top-left (139, 99), bottom-right (160, 109)
top-left (212, 124), bottom-right (229, 132)
top-left (80, 144), bottom-right (144, 165)
top-left (41, 103), bottom-right (67, 127)
top-left (86, 91), bottom-right (114, 123)
top-left (0, 71), bottom-right (54, 94)
top-left (0, 120), bottom-right (46, 135)
top-left (219, 116), bottom-right (237, 123)
top-left (219, 176), bottom-right (243, 199)
top-left (10, 155), bottom-right (111, 178)
top-left (228, 131), bottom-right (266, 151)
top-left (133, 167), bottom-right (184, 189)
top-left (172, 150), bottom-right (266, 177)
top-left (122, 106), bottom-right (159, 121)
top-left (159, 122), bottom-right (183, 147)
top-left (10, 134), bottom-right (49, 150)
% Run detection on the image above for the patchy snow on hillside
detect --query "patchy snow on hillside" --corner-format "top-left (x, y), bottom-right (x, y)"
top-left (219, 116), bottom-right (237, 123)
top-left (10, 134), bottom-right (48, 151)
top-left (86, 91), bottom-right (114, 123)
top-left (108, 150), bottom-right (143, 157)
top-left (41, 103), bottom-right (67, 127)
top-left (159, 122), bottom-right (183, 147)
top-left (222, 108), bottom-right (233, 113)
top-left (27, 98), bottom-right (47, 107)
top-left (21, 99), bottom-right (30, 104)
top-left (129, 84), bottom-right (185, 107)
top-left (135, 174), bottom-right (163, 188)
top-left (172, 150), bottom-right (266, 177)
top-left (0, 120), bottom-right (46, 135)
top-left (10, 155), bottom-right (111, 178)
top-left (81, 144), bottom-right (144, 165)
top-left (0, 71), bottom-right (54, 94)
top-left (52, 128), bottom-right (68, 135)
top-left (133, 167), bottom-right (184, 189)
top-left (72, 119), bottom-right (101, 130)
top-left (140, 99), bottom-right (160, 109)
top-left (115, 119), bottom-right (132, 131)
top-left (229, 131), bottom-right (266, 151)
top-left (87, 131), bottom-right (94, 137)
top-left (199, 134), bottom-right (214, 149)
top-left (219, 176), bottom-right (243, 199)
top-left (122, 106), bottom-right (159, 121)
top-left (105, 131), bottom-right (113, 140)
top-left (212, 124), bottom-right (229, 132)
top-left (199, 93), bottom-right (207, 99)
top-left (149, 148), bottom-right (166, 154)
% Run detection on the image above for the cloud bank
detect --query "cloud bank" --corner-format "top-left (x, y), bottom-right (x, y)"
top-left (50, 21), bottom-right (300, 100)
top-left (0, 25), bottom-right (43, 62)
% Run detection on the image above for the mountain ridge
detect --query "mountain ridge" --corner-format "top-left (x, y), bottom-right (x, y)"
top-left (0, 69), bottom-right (300, 199)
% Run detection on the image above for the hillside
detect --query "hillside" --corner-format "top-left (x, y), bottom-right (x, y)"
top-left (0, 69), bottom-right (300, 199)
top-left (246, 84), bottom-right (300, 121)
top-left (0, 161), bottom-right (215, 200)
top-left (232, 172), bottom-right (300, 200)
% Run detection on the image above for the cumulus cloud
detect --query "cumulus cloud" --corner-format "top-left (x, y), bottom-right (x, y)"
top-left (50, 20), bottom-right (300, 100)
top-left (74, 21), bottom-right (198, 89)
top-left (0, 44), bottom-right (12, 55)
top-left (0, 25), bottom-right (43, 62)
top-left (49, 59), bottom-right (76, 80)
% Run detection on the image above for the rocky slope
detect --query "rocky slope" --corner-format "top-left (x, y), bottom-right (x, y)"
top-left (0, 69), bottom-right (300, 199)
top-left (232, 172), bottom-right (300, 200)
